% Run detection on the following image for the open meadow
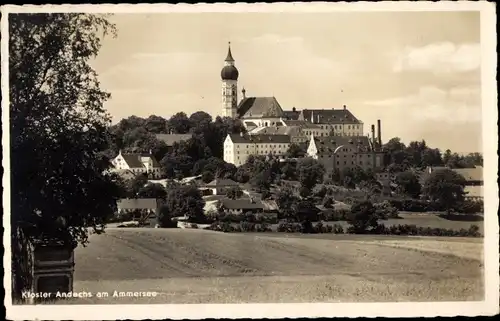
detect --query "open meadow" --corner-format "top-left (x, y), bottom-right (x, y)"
top-left (68, 228), bottom-right (484, 304)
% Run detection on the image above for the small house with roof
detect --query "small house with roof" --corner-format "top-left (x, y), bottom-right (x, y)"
top-left (111, 150), bottom-right (162, 179)
top-left (203, 178), bottom-right (240, 195)
top-left (218, 198), bottom-right (265, 215)
top-left (116, 198), bottom-right (159, 226)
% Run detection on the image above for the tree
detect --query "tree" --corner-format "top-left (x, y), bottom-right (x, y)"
top-left (157, 205), bottom-right (175, 228)
top-left (9, 13), bottom-right (119, 299)
top-left (137, 183), bottom-right (167, 199)
top-left (167, 112), bottom-right (192, 134)
top-left (201, 171), bottom-right (215, 184)
top-left (144, 115), bottom-right (168, 134)
top-left (226, 186), bottom-right (243, 200)
top-left (347, 201), bottom-right (379, 233)
top-left (286, 143), bottom-right (304, 158)
top-left (296, 157), bottom-right (325, 191)
top-left (422, 168), bottom-right (466, 214)
top-left (276, 186), bottom-right (299, 221)
top-left (395, 171), bottom-right (422, 198)
top-left (250, 168), bottom-right (272, 193)
top-left (164, 185), bottom-right (206, 222)
top-left (128, 173), bottom-right (149, 197)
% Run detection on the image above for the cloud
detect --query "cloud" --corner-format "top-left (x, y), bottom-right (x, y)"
top-left (393, 42), bottom-right (481, 73)
top-left (367, 85), bottom-right (481, 124)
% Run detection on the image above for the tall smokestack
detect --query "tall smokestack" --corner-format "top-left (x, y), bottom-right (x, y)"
top-left (377, 119), bottom-right (382, 148)
top-left (371, 124), bottom-right (376, 147)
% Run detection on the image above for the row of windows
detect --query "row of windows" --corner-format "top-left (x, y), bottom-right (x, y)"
top-left (236, 144), bottom-right (289, 148)
top-left (332, 161), bottom-right (371, 166)
top-left (318, 124), bottom-right (361, 130)
top-left (303, 131), bottom-right (363, 137)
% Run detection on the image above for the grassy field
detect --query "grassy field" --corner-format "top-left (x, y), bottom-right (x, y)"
top-left (65, 228), bottom-right (484, 304)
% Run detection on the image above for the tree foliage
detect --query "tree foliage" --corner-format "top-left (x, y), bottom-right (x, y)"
top-left (347, 201), bottom-right (379, 233)
top-left (296, 157), bottom-right (325, 191)
top-left (395, 170), bottom-right (421, 198)
top-left (422, 169), bottom-right (466, 214)
top-left (10, 13), bottom-right (119, 245)
top-left (9, 13), bottom-right (119, 299)
top-left (163, 185), bottom-right (206, 222)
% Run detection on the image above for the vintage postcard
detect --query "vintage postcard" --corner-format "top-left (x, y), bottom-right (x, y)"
top-left (2, 2), bottom-right (498, 320)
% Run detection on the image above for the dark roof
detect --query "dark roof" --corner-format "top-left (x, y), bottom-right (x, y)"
top-left (221, 65), bottom-right (239, 81)
top-left (229, 133), bottom-right (291, 144)
top-left (225, 44), bottom-right (235, 62)
top-left (299, 108), bottom-right (361, 124)
top-left (237, 97), bottom-right (284, 118)
top-left (311, 136), bottom-right (373, 153)
top-left (121, 153), bottom-right (160, 168)
top-left (121, 154), bottom-right (146, 168)
top-left (282, 110), bottom-right (300, 120)
top-left (245, 121), bottom-right (258, 127)
top-left (282, 120), bottom-right (321, 129)
top-left (155, 133), bottom-right (193, 146)
top-left (253, 126), bottom-right (302, 136)
top-left (117, 198), bottom-right (158, 209)
top-left (205, 178), bottom-right (239, 187)
top-left (220, 198), bottom-right (264, 210)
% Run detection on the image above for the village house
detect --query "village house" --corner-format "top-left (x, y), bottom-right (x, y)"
top-left (203, 178), bottom-right (240, 195)
top-left (218, 198), bottom-right (264, 215)
top-left (111, 150), bottom-right (162, 179)
top-left (116, 198), bottom-right (159, 226)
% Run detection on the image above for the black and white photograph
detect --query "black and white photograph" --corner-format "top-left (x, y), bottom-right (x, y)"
top-left (2, 2), bottom-right (498, 320)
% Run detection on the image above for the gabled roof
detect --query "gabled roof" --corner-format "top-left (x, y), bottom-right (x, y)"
top-left (229, 133), bottom-right (291, 144)
top-left (155, 133), bottom-right (193, 146)
top-left (311, 135), bottom-right (373, 153)
top-left (252, 126), bottom-right (302, 136)
top-left (205, 178), bottom-right (239, 187)
top-left (220, 198), bottom-right (264, 210)
top-left (237, 97), bottom-right (284, 118)
top-left (117, 198), bottom-right (158, 209)
top-left (121, 153), bottom-right (160, 168)
top-left (121, 154), bottom-right (146, 168)
top-left (299, 108), bottom-right (361, 124)
top-left (282, 120), bottom-right (322, 129)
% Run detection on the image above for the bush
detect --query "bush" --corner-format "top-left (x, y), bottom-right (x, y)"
top-left (277, 221), bottom-right (302, 233)
top-left (190, 223), bottom-right (198, 229)
top-left (374, 200), bottom-right (400, 220)
top-left (375, 224), bottom-right (482, 237)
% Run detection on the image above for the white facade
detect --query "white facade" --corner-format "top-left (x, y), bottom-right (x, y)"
top-left (222, 78), bottom-right (238, 118)
top-left (111, 151), bottom-right (162, 178)
top-left (224, 134), bottom-right (291, 167)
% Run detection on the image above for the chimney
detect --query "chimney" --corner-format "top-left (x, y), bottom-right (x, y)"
top-left (377, 119), bottom-right (382, 148)
top-left (292, 107), bottom-right (296, 112)
top-left (343, 105), bottom-right (346, 110)
top-left (371, 124), bottom-right (376, 147)
top-left (242, 87), bottom-right (246, 99)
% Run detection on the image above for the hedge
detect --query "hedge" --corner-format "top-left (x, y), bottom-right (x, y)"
top-left (206, 220), bottom-right (482, 237)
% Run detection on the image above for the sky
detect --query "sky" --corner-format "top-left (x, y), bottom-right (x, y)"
top-left (91, 11), bottom-right (482, 153)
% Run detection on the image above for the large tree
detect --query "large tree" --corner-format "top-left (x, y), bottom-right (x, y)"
top-left (422, 168), bottom-right (467, 214)
top-left (296, 157), bottom-right (325, 193)
top-left (9, 13), bottom-right (120, 299)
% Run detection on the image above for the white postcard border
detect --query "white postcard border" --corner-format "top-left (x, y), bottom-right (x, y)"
top-left (2, 2), bottom-right (498, 319)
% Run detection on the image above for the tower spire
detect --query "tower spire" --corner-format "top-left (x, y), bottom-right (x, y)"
top-left (225, 41), bottom-right (234, 62)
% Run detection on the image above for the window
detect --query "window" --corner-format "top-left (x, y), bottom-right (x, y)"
top-left (337, 161), bottom-right (340, 165)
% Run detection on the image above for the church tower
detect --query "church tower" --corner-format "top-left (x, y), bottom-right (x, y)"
top-left (220, 42), bottom-right (239, 118)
